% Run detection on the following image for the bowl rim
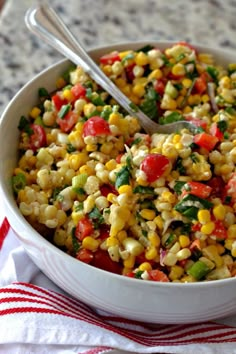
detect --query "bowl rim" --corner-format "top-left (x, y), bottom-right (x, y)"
top-left (1, 40), bottom-right (236, 289)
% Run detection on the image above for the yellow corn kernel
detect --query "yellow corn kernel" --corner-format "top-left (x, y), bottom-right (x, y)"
top-left (162, 191), bottom-right (176, 203)
top-left (183, 105), bottom-right (192, 114)
top-left (161, 97), bottom-right (177, 110)
top-left (86, 144), bottom-right (97, 152)
top-left (179, 235), bottom-right (190, 248)
top-left (62, 88), bottom-right (74, 101)
top-left (198, 209), bottom-right (211, 224)
top-left (129, 94), bottom-right (140, 106)
top-left (71, 210), bottom-right (84, 225)
top-left (201, 94), bottom-right (210, 103)
top-left (231, 247), bottom-right (236, 258)
top-left (216, 243), bottom-right (225, 255)
top-left (182, 78), bottom-right (192, 88)
top-left (56, 77), bottom-right (66, 89)
top-left (79, 165), bottom-right (94, 175)
top-left (172, 134), bottom-right (181, 144)
top-left (135, 52), bottom-right (149, 66)
top-left (198, 53), bottom-right (214, 65)
top-left (114, 77), bottom-right (126, 88)
top-left (123, 255), bottom-right (136, 268)
top-left (102, 64), bottom-right (112, 75)
top-left (69, 153), bottom-right (88, 170)
top-left (121, 85), bottom-right (131, 96)
top-left (140, 209), bottom-right (156, 221)
top-left (154, 215), bottom-right (163, 230)
top-left (82, 236), bottom-right (99, 251)
top-left (148, 231), bottom-right (161, 247)
top-left (107, 193), bottom-right (117, 204)
top-left (169, 265), bottom-right (184, 281)
top-left (227, 224), bottom-right (236, 239)
top-left (126, 214), bottom-right (136, 226)
top-left (132, 84), bottom-right (145, 97)
top-left (106, 236), bottom-right (119, 247)
top-left (139, 262), bottom-right (152, 271)
top-left (118, 184), bottom-right (133, 196)
top-left (105, 159), bottom-right (117, 171)
top-left (220, 76), bottom-right (231, 88)
top-left (202, 245), bottom-right (223, 268)
top-left (148, 69), bottom-right (163, 80)
top-left (213, 204), bottom-right (226, 221)
top-left (117, 230), bottom-right (127, 242)
top-left (171, 63), bottom-right (185, 76)
top-left (136, 176), bottom-right (148, 186)
top-left (188, 94), bottom-right (201, 106)
top-left (201, 221), bottom-right (215, 235)
top-left (30, 107), bottom-right (41, 119)
top-left (109, 112), bottom-right (120, 125)
top-left (181, 275), bottom-right (196, 283)
top-left (100, 142), bottom-right (113, 154)
top-left (145, 246), bottom-right (158, 260)
top-left (225, 239), bottom-right (234, 250)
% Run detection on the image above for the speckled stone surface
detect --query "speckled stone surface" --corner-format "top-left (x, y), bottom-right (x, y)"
top-left (1, 0), bottom-right (236, 114)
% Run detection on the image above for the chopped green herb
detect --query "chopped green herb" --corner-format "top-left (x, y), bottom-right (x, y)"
top-left (74, 202), bottom-right (84, 212)
top-left (136, 45), bottom-right (154, 53)
top-left (38, 87), bottom-right (50, 99)
top-left (176, 53), bottom-right (186, 62)
top-left (224, 195), bottom-right (232, 205)
top-left (174, 194), bottom-right (213, 220)
top-left (58, 104), bottom-right (71, 119)
top-left (159, 111), bottom-right (184, 125)
top-left (133, 186), bottom-right (154, 194)
top-left (175, 157), bottom-right (186, 174)
top-left (121, 53), bottom-right (135, 63)
top-left (130, 137), bottom-right (142, 146)
top-left (162, 54), bottom-right (173, 67)
top-left (101, 106), bottom-right (112, 120)
top-left (173, 181), bottom-right (186, 195)
top-left (225, 107), bottom-right (236, 115)
top-left (71, 227), bottom-right (80, 254)
top-left (86, 88), bottom-right (105, 106)
top-left (206, 66), bottom-right (219, 81)
top-left (142, 230), bottom-right (148, 237)
top-left (67, 143), bottom-right (77, 153)
top-left (52, 187), bottom-right (62, 201)
top-left (12, 173), bottom-right (26, 194)
top-left (139, 86), bottom-right (159, 120)
top-left (63, 65), bottom-right (77, 83)
top-left (224, 132), bottom-right (229, 139)
top-left (115, 165), bottom-right (131, 189)
top-left (89, 207), bottom-right (104, 225)
top-left (129, 102), bottom-right (139, 112)
top-left (134, 270), bottom-right (144, 278)
top-left (18, 116), bottom-right (33, 135)
top-left (190, 153), bottom-right (199, 163)
top-left (217, 120), bottom-right (228, 133)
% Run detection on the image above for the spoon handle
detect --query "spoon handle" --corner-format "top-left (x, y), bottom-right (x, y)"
top-left (25, 4), bottom-right (163, 134)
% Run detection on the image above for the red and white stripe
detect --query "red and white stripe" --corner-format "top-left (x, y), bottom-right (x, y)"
top-left (1, 219), bottom-right (236, 353)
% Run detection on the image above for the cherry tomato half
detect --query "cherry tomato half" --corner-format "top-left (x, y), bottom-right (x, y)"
top-left (140, 154), bottom-right (170, 183)
top-left (91, 249), bottom-right (122, 274)
top-left (83, 116), bottom-right (111, 137)
top-left (75, 217), bottom-right (94, 241)
top-left (29, 124), bottom-right (47, 151)
top-left (57, 111), bottom-right (78, 133)
top-left (193, 132), bottom-right (219, 151)
top-left (100, 51), bottom-right (121, 65)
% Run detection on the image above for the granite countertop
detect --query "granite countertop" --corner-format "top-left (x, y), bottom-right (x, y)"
top-left (1, 0), bottom-right (236, 115)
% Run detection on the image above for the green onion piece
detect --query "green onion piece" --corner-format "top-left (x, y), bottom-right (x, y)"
top-left (58, 104), bottom-right (71, 119)
top-left (133, 186), bottom-right (154, 194)
top-left (206, 66), bottom-right (219, 81)
top-left (121, 53), bottom-right (135, 63)
top-left (86, 88), bottom-right (105, 106)
top-left (187, 260), bottom-right (210, 280)
top-left (101, 106), bottom-right (113, 120)
top-left (173, 181), bottom-right (186, 195)
top-left (72, 174), bottom-right (88, 193)
top-left (12, 173), bottom-right (26, 194)
top-left (165, 81), bottom-right (178, 99)
top-left (38, 87), bottom-right (50, 98)
top-left (159, 111), bottom-right (184, 125)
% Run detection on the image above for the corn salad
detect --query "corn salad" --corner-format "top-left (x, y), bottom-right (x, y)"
top-left (12, 42), bottom-right (236, 282)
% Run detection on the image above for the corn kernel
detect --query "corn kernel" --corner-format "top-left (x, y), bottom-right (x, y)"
top-left (114, 78), bottom-right (126, 88)
top-left (71, 210), bottom-right (84, 225)
top-left (225, 239), bottom-right (234, 250)
top-left (123, 255), bottom-right (136, 268)
top-left (148, 231), bottom-right (161, 247)
top-left (62, 88), bottom-right (74, 101)
top-left (106, 236), bottom-right (119, 247)
top-left (102, 65), bottom-right (112, 75)
top-left (169, 265), bottom-right (184, 281)
top-left (105, 159), bottom-right (117, 171)
top-left (213, 204), bottom-right (226, 221)
top-left (227, 224), bottom-right (236, 239)
top-left (117, 230), bottom-right (127, 242)
top-left (198, 209), bottom-right (211, 224)
top-left (140, 209), bottom-right (156, 221)
top-left (176, 248), bottom-right (191, 261)
top-left (154, 215), bottom-right (163, 230)
top-left (135, 52), bottom-right (149, 66)
top-left (107, 193), bottom-right (117, 204)
top-left (86, 144), bottom-right (97, 152)
top-left (181, 275), bottom-right (196, 283)
top-left (183, 106), bottom-right (192, 114)
top-left (201, 221), bottom-right (215, 235)
top-left (216, 243), bottom-right (225, 255)
top-left (148, 69), bottom-right (163, 80)
top-left (201, 94), bottom-right (210, 103)
top-left (82, 236), bottom-right (100, 251)
top-left (136, 176), bottom-right (148, 186)
top-left (118, 184), bottom-right (133, 196)
top-left (132, 84), bottom-right (145, 97)
top-left (162, 191), bottom-right (176, 203)
top-left (145, 246), bottom-right (158, 260)
top-left (79, 165), bottom-right (94, 175)
top-left (30, 107), bottom-right (41, 119)
top-left (202, 245), bottom-right (223, 268)
top-left (139, 262), bottom-right (152, 271)
top-left (182, 78), bottom-right (192, 88)
top-left (56, 77), bottom-right (66, 89)
top-left (179, 235), bottom-right (190, 248)
top-left (171, 63), bottom-right (185, 76)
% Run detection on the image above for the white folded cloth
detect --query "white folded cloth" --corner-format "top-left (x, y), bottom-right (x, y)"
top-left (1, 212), bottom-right (236, 354)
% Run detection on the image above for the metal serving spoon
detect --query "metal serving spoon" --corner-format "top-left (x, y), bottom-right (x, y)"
top-left (25, 4), bottom-right (195, 135)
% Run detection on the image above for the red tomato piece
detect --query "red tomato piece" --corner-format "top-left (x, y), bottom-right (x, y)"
top-left (212, 220), bottom-right (227, 239)
top-left (176, 41), bottom-right (197, 52)
top-left (193, 73), bottom-right (208, 95)
top-left (125, 63), bottom-right (136, 82)
top-left (76, 249), bottom-right (94, 264)
top-left (52, 94), bottom-right (67, 111)
top-left (75, 217), bottom-right (94, 241)
top-left (71, 83), bottom-right (86, 100)
top-left (100, 184), bottom-right (118, 197)
top-left (148, 269), bottom-right (170, 282)
top-left (100, 51), bottom-right (121, 65)
top-left (140, 154), bottom-right (170, 183)
top-left (225, 173), bottom-right (236, 202)
top-left (154, 79), bottom-right (166, 96)
top-left (208, 176), bottom-right (225, 198)
top-left (29, 124), bottom-right (47, 151)
top-left (57, 111), bottom-right (78, 133)
top-left (193, 132), bottom-right (219, 151)
top-left (83, 116), bottom-right (111, 137)
top-left (181, 181), bottom-right (212, 199)
top-left (115, 153), bottom-right (123, 163)
top-left (189, 239), bottom-right (201, 252)
top-left (185, 115), bottom-right (207, 130)
top-left (209, 122), bottom-right (224, 141)
top-left (99, 224), bottom-right (110, 240)
top-left (91, 250), bottom-right (122, 274)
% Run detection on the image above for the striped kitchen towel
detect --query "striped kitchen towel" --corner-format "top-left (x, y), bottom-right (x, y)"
top-left (1, 217), bottom-right (236, 354)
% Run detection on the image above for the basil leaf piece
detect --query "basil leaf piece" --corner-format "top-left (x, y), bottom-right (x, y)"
top-left (115, 166), bottom-right (130, 189)
top-left (58, 104), bottom-right (71, 119)
top-left (173, 181), bottom-right (186, 195)
top-left (133, 186), bottom-right (154, 194)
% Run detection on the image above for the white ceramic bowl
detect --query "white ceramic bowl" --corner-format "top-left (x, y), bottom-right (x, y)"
top-left (1, 41), bottom-right (236, 324)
